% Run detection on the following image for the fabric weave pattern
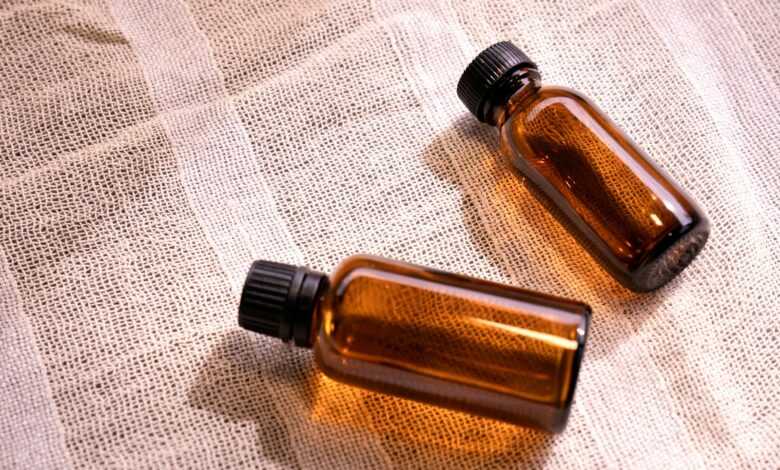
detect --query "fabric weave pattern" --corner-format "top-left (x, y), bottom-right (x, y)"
top-left (1, 0), bottom-right (778, 468)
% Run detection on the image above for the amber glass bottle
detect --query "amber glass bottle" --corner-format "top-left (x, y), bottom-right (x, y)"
top-left (238, 255), bottom-right (590, 433)
top-left (457, 42), bottom-right (709, 292)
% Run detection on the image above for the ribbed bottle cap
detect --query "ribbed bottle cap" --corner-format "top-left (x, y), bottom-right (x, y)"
top-left (457, 41), bottom-right (537, 123)
top-left (238, 260), bottom-right (328, 347)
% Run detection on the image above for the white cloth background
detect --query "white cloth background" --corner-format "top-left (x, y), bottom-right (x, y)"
top-left (1, 0), bottom-right (778, 468)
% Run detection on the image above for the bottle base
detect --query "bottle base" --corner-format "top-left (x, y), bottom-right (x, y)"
top-left (630, 224), bottom-right (710, 292)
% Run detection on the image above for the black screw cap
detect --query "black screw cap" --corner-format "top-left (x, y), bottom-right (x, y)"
top-left (457, 41), bottom-right (537, 123)
top-left (238, 260), bottom-right (328, 348)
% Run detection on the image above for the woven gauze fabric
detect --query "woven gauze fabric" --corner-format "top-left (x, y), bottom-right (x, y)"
top-left (1, 0), bottom-right (778, 468)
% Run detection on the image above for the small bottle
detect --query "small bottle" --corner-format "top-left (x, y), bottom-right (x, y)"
top-left (457, 42), bottom-right (710, 292)
top-left (238, 254), bottom-right (590, 433)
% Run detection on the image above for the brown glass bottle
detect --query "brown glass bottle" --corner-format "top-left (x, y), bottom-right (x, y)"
top-left (238, 255), bottom-right (590, 433)
top-left (458, 42), bottom-right (709, 292)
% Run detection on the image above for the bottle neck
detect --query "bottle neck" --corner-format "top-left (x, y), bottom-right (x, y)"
top-left (289, 272), bottom-right (329, 349)
top-left (299, 292), bottom-right (326, 349)
top-left (488, 68), bottom-right (541, 127)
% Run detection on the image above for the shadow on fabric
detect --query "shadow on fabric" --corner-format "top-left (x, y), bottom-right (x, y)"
top-left (187, 331), bottom-right (299, 469)
top-left (190, 331), bottom-right (554, 468)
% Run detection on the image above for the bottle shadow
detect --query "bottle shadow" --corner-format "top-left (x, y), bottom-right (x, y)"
top-left (423, 115), bottom-right (681, 357)
top-left (189, 331), bottom-right (555, 468)
top-left (187, 330), bottom-right (300, 469)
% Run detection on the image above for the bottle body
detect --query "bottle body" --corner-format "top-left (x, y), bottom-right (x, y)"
top-left (313, 255), bottom-right (589, 432)
top-left (457, 42), bottom-right (710, 292)
top-left (498, 84), bottom-right (709, 291)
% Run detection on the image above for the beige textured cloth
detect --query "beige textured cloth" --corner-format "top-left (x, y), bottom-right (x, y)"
top-left (1, 0), bottom-right (778, 468)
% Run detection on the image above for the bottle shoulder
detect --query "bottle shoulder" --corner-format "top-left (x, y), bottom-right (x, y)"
top-left (325, 254), bottom-right (404, 307)
top-left (508, 85), bottom-right (590, 116)
top-left (501, 85), bottom-right (603, 135)
top-left (330, 254), bottom-right (396, 284)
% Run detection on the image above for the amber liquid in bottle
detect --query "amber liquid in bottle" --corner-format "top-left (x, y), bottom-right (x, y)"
top-left (238, 255), bottom-right (590, 433)
top-left (458, 42), bottom-right (709, 292)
